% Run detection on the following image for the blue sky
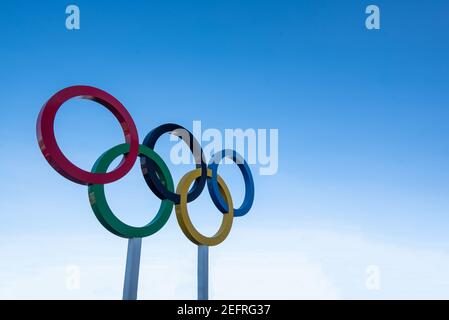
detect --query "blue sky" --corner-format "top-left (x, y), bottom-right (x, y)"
top-left (1, 0), bottom-right (449, 299)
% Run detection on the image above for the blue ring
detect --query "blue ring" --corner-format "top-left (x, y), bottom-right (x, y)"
top-left (207, 149), bottom-right (254, 217)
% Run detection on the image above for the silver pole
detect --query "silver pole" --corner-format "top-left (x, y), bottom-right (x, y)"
top-left (197, 245), bottom-right (209, 300)
top-left (122, 238), bottom-right (142, 300)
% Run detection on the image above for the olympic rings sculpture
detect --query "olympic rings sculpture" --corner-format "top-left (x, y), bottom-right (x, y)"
top-left (36, 85), bottom-right (255, 246)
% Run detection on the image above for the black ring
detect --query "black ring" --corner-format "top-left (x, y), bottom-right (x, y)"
top-left (140, 123), bottom-right (207, 204)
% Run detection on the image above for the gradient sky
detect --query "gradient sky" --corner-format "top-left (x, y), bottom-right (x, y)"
top-left (1, 0), bottom-right (449, 299)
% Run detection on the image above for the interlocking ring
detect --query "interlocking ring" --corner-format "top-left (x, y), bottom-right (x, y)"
top-left (208, 149), bottom-right (254, 217)
top-left (88, 143), bottom-right (174, 238)
top-left (140, 123), bottom-right (207, 204)
top-left (36, 85), bottom-right (139, 185)
top-left (37, 86), bottom-right (255, 246)
top-left (176, 168), bottom-right (234, 246)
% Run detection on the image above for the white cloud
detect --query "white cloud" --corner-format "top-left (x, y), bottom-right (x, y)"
top-left (1, 226), bottom-right (449, 299)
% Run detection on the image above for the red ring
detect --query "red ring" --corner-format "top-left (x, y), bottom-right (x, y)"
top-left (36, 85), bottom-right (139, 185)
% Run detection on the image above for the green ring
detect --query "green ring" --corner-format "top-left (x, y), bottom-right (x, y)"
top-left (88, 143), bottom-right (174, 238)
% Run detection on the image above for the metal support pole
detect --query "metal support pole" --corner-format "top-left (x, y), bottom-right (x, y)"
top-left (197, 245), bottom-right (209, 300)
top-left (123, 238), bottom-right (142, 300)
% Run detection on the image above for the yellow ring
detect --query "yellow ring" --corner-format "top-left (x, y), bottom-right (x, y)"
top-left (175, 168), bottom-right (234, 246)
